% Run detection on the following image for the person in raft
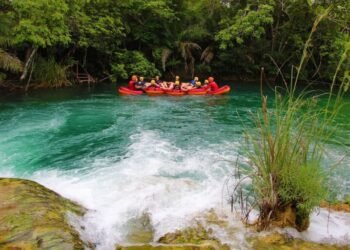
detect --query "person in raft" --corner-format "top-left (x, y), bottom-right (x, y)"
top-left (194, 81), bottom-right (203, 89)
top-left (156, 75), bottom-right (169, 89)
top-left (203, 79), bottom-right (209, 89)
top-left (173, 80), bottom-right (181, 90)
top-left (128, 75), bottom-right (138, 90)
top-left (160, 81), bottom-right (173, 91)
top-left (190, 76), bottom-right (199, 86)
top-left (205, 77), bottom-right (219, 92)
top-left (179, 75), bottom-right (194, 91)
top-left (170, 76), bottom-right (183, 91)
top-left (147, 79), bottom-right (160, 90)
top-left (134, 76), bottom-right (147, 90)
top-left (155, 76), bottom-right (162, 84)
top-left (174, 75), bottom-right (180, 84)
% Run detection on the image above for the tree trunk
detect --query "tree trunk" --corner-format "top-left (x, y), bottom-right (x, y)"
top-left (82, 48), bottom-right (87, 68)
top-left (25, 58), bottom-right (35, 92)
top-left (20, 47), bottom-right (38, 81)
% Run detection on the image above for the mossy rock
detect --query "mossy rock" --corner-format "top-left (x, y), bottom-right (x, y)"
top-left (249, 233), bottom-right (349, 250)
top-left (0, 178), bottom-right (87, 249)
top-left (157, 223), bottom-right (229, 250)
top-left (158, 223), bottom-right (210, 245)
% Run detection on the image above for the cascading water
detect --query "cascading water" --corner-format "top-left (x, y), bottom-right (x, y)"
top-left (0, 83), bottom-right (349, 249)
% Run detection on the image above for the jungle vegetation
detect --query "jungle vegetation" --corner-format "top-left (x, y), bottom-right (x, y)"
top-left (0, 0), bottom-right (349, 88)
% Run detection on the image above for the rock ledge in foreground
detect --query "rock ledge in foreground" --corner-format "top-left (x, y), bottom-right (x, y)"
top-left (0, 178), bottom-right (86, 249)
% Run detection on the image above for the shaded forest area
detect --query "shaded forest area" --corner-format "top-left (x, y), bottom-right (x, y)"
top-left (0, 0), bottom-right (349, 89)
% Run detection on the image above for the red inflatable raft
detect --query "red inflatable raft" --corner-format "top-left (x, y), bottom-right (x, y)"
top-left (166, 90), bottom-right (185, 96)
top-left (118, 86), bottom-right (143, 95)
top-left (145, 87), bottom-right (164, 96)
top-left (188, 88), bottom-right (208, 96)
top-left (208, 85), bottom-right (231, 95)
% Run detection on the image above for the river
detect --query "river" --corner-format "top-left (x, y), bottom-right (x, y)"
top-left (0, 82), bottom-right (349, 249)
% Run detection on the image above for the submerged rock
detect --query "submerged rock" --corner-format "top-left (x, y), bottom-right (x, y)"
top-left (157, 222), bottom-right (229, 250)
top-left (117, 219), bottom-right (230, 250)
top-left (124, 212), bottom-right (155, 244)
top-left (158, 223), bottom-right (212, 245)
top-left (0, 178), bottom-right (87, 249)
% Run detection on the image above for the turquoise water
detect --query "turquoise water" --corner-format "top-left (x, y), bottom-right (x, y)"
top-left (0, 83), bottom-right (349, 247)
top-left (0, 83), bottom-right (264, 173)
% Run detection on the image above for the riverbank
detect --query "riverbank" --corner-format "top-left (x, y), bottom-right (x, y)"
top-left (0, 80), bottom-right (81, 92)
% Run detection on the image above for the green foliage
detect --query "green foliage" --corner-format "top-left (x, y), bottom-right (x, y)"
top-left (216, 1), bottom-right (275, 48)
top-left (33, 57), bottom-right (72, 88)
top-left (119, 0), bottom-right (176, 47)
top-left (0, 1), bottom-right (14, 46)
top-left (10, 0), bottom-right (70, 47)
top-left (112, 51), bottom-right (160, 79)
top-left (214, 0), bottom-right (349, 81)
top-left (69, 0), bottom-right (125, 53)
top-left (0, 0), bottom-right (348, 84)
top-left (279, 163), bottom-right (327, 217)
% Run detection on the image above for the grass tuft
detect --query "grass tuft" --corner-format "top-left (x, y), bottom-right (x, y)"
top-left (33, 56), bottom-right (73, 88)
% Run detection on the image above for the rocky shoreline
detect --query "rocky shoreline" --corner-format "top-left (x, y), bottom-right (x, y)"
top-left (0, 178), bottom-right (86, 249)
top-left (0, 178), bottom-right (349, 250)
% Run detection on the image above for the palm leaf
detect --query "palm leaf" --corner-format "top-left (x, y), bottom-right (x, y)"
top-left (161, 48), bottom-right (172, 71)
top-left (177, 41), bottom-right (201, 74)
top-left (201, 46), bottom-right (214, 64)
top-left (0, 49), bottom-right (23, 73)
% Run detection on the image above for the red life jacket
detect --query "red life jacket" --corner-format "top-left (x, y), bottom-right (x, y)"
top-left (208, 81), bottom-right (219, 91)
top-left (147, 86), bottom-right (156, 90)
top-left (128, 80), bottom-right (136, 90)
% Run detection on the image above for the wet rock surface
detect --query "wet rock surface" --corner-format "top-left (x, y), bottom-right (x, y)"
top-left (320, 201), bottom-right (350, 213)
top-left (0, 178), bottom-right (87, 249)
top-left (123, 212), bottom-right (155, 244)
top-left (117, 218), bottom-right (230, 250)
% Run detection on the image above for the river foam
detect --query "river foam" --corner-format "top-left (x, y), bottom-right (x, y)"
top-left (20, 130), bottom-right (239, 249)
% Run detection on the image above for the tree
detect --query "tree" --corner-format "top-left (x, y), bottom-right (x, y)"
top-left (216, 0), bottom-right (275, 48)
top-left (0, 0), bottom-right (348, 86)
top-left (10, 0), bottom-right (71, 81)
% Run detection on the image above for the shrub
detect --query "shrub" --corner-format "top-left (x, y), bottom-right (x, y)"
top-left (243, 89), bottom-right (331, 230)
top-left (112, 51), bottom-right (160, 80)
top-left (33, 56), bottom-right (72, 88)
